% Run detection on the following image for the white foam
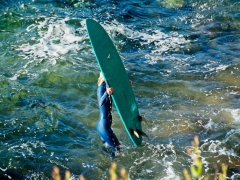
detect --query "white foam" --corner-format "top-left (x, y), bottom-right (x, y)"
top-left (18, 17), bottom-right (84, 59)
top-left (100, 20), bottom-right (230, 75)
top-left (102, 20), bottom-right (230, 75)
top-left (227, 109), bottom-right (240, 121)
top-left (203, 119), bottom-right (215, 130)
top-left (208, 65), bottom-right (229, 73)
top-left (12, 18), bottom-right (87, 81)
top-left (128, 143), bottom-right (179, 179)
top-left (221, 108), bottom-right (240, 122)
top-left (201, 139), bottom-right (239, 160)
top-left (101, 20), bottom-right (189, 64)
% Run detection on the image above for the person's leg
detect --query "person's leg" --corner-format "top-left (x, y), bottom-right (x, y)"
top-left (97, 119), bottom-right (120, 158)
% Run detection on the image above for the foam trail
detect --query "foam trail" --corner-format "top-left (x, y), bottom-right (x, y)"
top-left (12, 18), bottom-right (86, 80)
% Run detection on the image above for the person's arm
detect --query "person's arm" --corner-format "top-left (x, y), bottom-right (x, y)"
top-left (99, 80), bottom-right (129, 106)
top-left (98, 84), bottom-right (114, 106)
top-left (99, 91), bottom-right (108, 106)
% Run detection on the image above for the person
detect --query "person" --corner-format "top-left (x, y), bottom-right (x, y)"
top-left (96, 72), bottom-right (120, 159)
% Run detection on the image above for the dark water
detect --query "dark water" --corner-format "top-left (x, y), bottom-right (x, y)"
top-left (1, 0), bottom-right (240, 179)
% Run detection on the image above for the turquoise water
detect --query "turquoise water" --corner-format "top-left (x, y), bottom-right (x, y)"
top-left (1, 0), bottom-right (240, 179)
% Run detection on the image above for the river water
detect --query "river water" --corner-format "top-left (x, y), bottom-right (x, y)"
top-left (1, 0), bottom-right (240, 179)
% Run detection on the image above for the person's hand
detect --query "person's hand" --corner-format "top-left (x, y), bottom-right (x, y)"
top-left (107, 87), bottom-right (114, 95)
top-left (129, 80), bottom-right (133, 86)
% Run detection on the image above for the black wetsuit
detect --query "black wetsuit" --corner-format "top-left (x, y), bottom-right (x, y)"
top-left (96, 82), bottom-right (120, 149)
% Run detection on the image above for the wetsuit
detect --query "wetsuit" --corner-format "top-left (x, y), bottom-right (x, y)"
top-left (96, 82), bottom-right (120, 150)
